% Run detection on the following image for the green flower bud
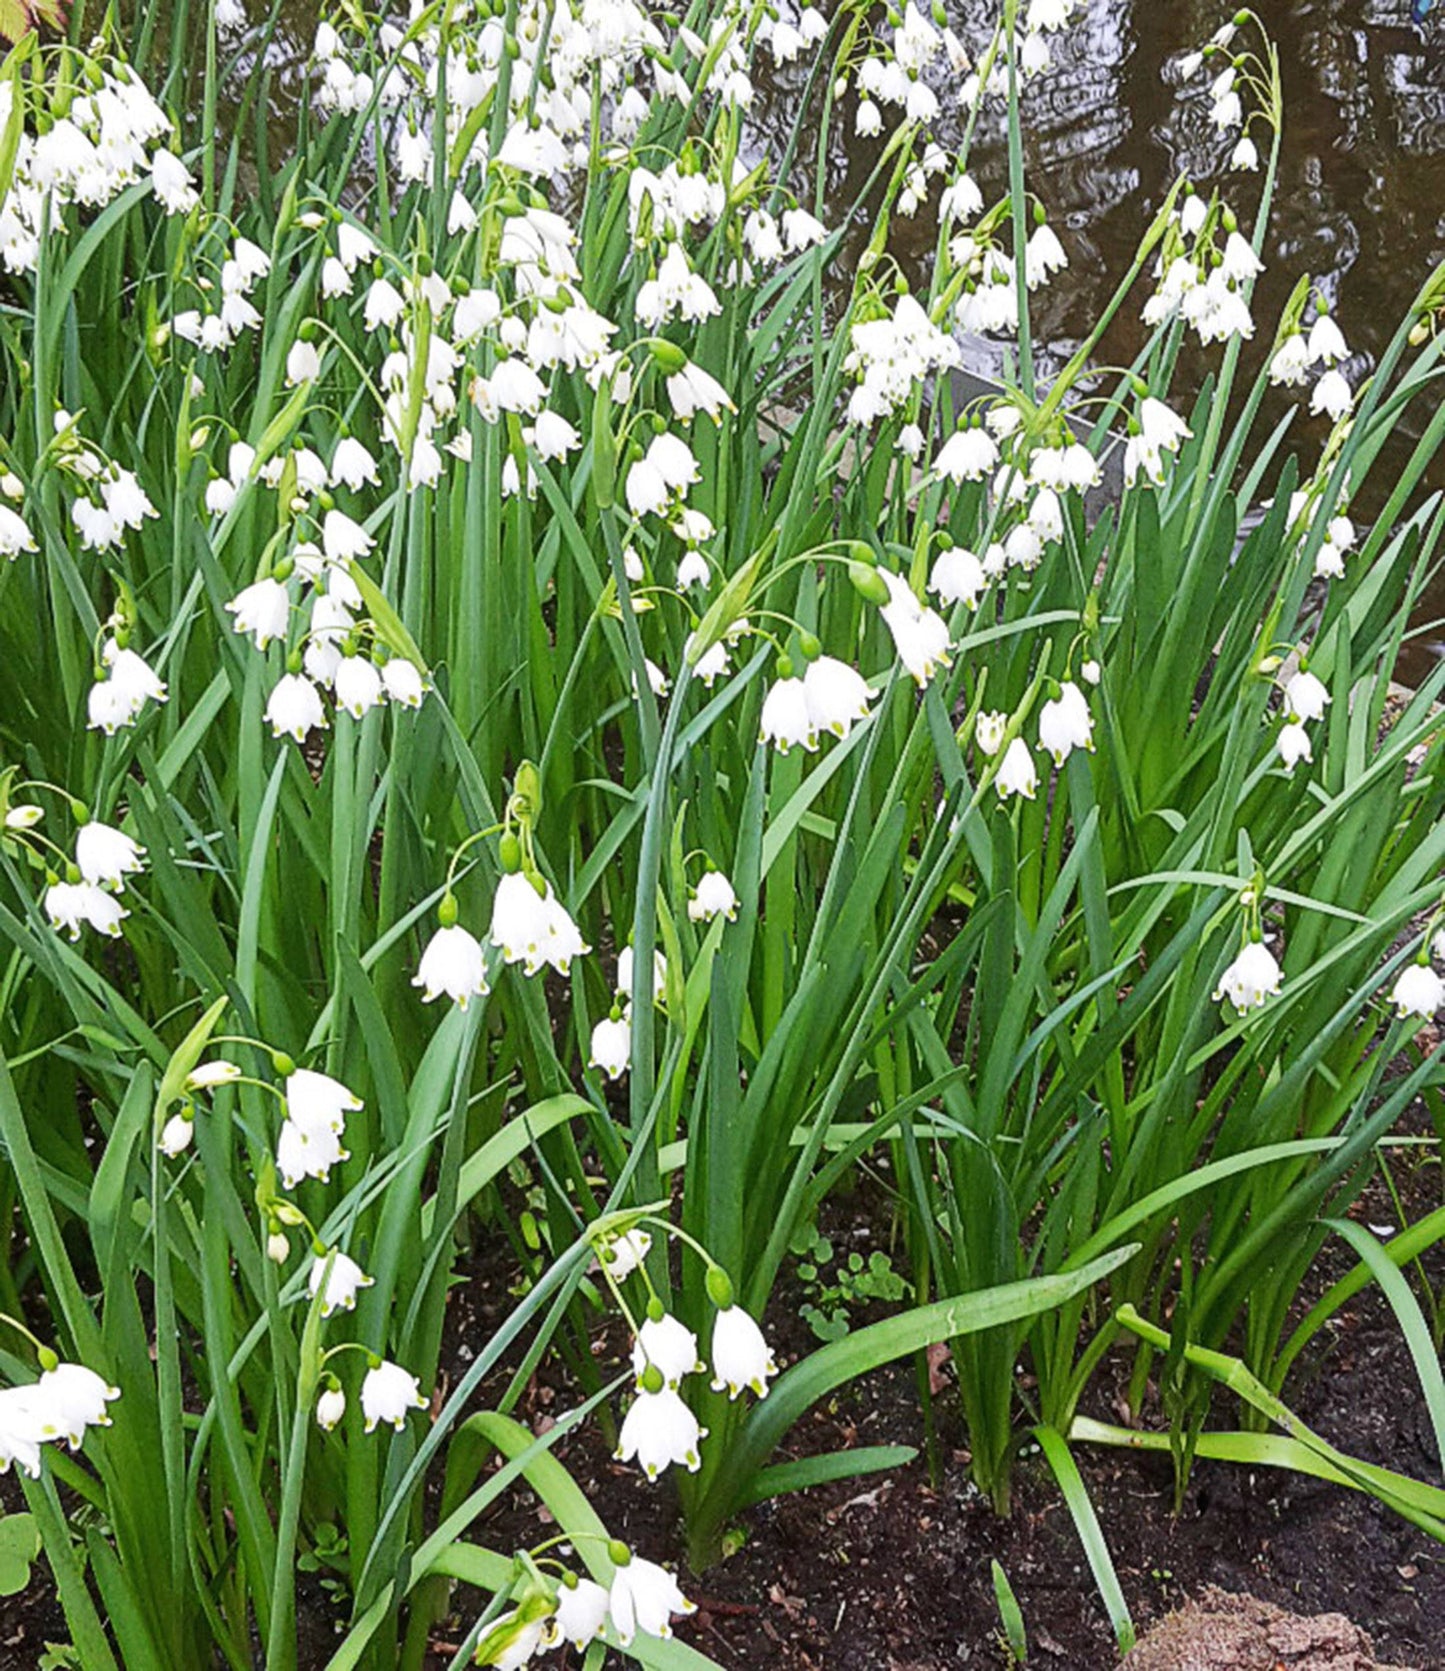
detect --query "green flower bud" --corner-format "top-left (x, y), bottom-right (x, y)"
top-left (272, 1051), bottom-right (297, 1078)
top-left (640, 1362), bottom-right (665, 1393)
top-left (498, 831), bottom-right (522, 874)
top-left (438, 892), bottom-right (459, 928)
top-left (650, 340), bottom-right (688, 375)
top-left (848, 561), bottom-right (890, 606)
top-left (705, 1265), bottom-right (735, 1309)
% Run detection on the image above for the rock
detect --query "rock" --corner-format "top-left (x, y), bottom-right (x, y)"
top-left (1120, 1586), bottom-right (1418, 1671)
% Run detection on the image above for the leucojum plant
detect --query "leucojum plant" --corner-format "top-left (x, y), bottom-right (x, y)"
top-left (2, 0), bottom-right (1445, 1663)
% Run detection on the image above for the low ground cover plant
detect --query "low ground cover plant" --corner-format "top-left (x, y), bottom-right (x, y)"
top-left (1, 0), bottom-right (1444, 1664)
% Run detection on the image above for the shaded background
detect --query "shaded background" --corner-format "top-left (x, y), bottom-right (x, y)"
top-left (203, 0), bottom-right (1445, 660)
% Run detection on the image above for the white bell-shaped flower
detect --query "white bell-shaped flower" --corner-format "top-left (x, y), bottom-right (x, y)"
top-left (36, 1363), bottom-right (120, 1447)
top-left (226, 577), bottom-right (291, 649)
top-left (599, 1228), bottom-right (652, 1280)
top-left (589, 1014), bottom-right (631, 1080)
top-left (760, 676), bottom-right (816, 753)
top-left (710, 1306), bottom-right (777, 1399)
top-left (1214, 939), bottom-right (1283, 1013)
top-left (995, 736), bottom-right (1038, 801)
top-left (615, 1387), bottom-right (706, 1477)
top-left (360, 1360), bottom-right (427, 1432)
top-left (308, 1251), bottom-right (373, 1317)
top-left (334, 655), bottom-right (385, 719)
top-left (75, 822), bottom-right (145, 891)
top-left (631, 1313), bottom-right (703, 1389)
top-left (608, 1553), bottom-right (695, 1645)
top-left (1277, 722), bottom-right (1312, 773)
top-left (265, 673), bottom-right (327, 744)
top-left (276, 1119), bottom-right (348, 1187)
top-left (803, 656), bottom-right (872, 740)
top-left (931, 545), bottom-right (987, 609)
top-left (316, 1385), bottom-right (347, 1431)
top-left (159, 1112), bottom-right (194, 1156)
top-left (689, 871), bottom-right (739, 923)
top-left (1391, 961), bottom-right (1444, 1021)
top-left (1283, 669), bottom-right (1329, 723)
top-left (45, 880), bottom-right (127, 940)
top-left (1037, 682), bottom-right (1094, 766)
top-left (286, 1068), bottom-right (362, 1139)
top-left (546, 1576), bottom-right (610, 1652)
top-left (413, 924), bottom-right (489, 1009)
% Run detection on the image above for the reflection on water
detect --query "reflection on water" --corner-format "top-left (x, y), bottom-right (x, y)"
top-left (201, 0), bottom-right (1445, 665)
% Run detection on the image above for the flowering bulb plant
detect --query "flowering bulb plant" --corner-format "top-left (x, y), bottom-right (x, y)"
top-left (4, 0), bottom-right (1445, 1663)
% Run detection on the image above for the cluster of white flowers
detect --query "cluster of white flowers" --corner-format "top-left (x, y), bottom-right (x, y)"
top-left (477, 1547), bottom-right (693, 1667)
top-left (0, 65), bottom-right (184, 278)
top-left (1270, 301), bottom-right (1354, 422)
top-left (0, 1359), bottom-right (120, 1478)
top-left (606, 1243), bottom-right (776, 1484)
top-left (1274, 663), bottom-right (1330, 777)
top-left (42, 816), bottom-right (146, 942)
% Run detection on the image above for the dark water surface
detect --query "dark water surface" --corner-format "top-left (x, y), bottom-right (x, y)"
top-left (206, 0), bottom-right (1445, 667)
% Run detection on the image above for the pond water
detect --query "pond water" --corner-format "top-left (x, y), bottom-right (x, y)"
top-left (209, 0), bottom-right (1445, 668)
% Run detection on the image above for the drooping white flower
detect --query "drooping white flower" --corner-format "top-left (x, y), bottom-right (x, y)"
top-left (995, 736), bottom-right (1038, 801)
top-left (930, 544), bottom-right (987, 610)
top-left (380, 659), bottom-right (426, 709)
top-left (1392, 962), bottom-right (1445, 1021)
top-left (334, 656), bottom-right (385, 719)
top-left (322, 509), bottom-right (374, 562)
top-left (266, 673), bottom-right (327, 743)
top-left (710, 1306), bottom-right (777, 1399)
top-left (804, 656), bottom-right (872, 740)
top-left (616, 1387), bottom-right (705, 1478)
top-left (159, 1112), bottom-right (194, 1156)
top-left (316, 1386), bottom-right (347, 1431)
top-left (1276, 721), bottom-right (1312, 773)
top-left (608, 1554), bottom-right (695, 1645)
top-left (616, 945), bottom-right (666, 1004)
top-left (1283, 668), bottom-right (1329, 723)
top-left (75, 822), bottom-right (145, 891)
top-left (689, 871), bottom-right (739, 923)
top-left (285, 339), bottom-right (321, 386)
top-left (589, 1013), bottom-right (631, 1080)
top-left (1308, 312), bottom-right (1349, 366)
top-left (1269, 334), bottom-right (1311, 387)
top-left (935, 426), bottom-right (1000, 484)
top-left (36, 1363), bottom-right (120, 1447)
top-left (1025, 223), bottom-right (1068, 289)
top-left (360, 1360), bottom-right (427, 1432)
top-left (546, 1577), bottom-right (611, 1653)
top-left (1214, 939), bottom-right (1283, 1012)
top-left (276, 1118), bottom-right (348, 1187)
top-left (877, 569), bottom-right (952, 687)
top-left (1231, 135), bottom-right (1259, 171)
top-left (1037, 682), bottom-right (1094, 766)
top-left (413, 924), bottom-right (489, 1009)
top-left (309, 1251), bottom-right (373, 1317)
top-left (45, 880), bottom-right (127, 940)
top-left (286, 1068), bottom-right (362, 1138)
top-left (760, 677), bottom-right (817, 753)
top-left (227, 578), bottom-right (291, 649)
top-left (632, 1313), bottom-right (703, 1389)
top-left (151, 149), bottom-right (198, 214)
top-left (330, 437), bottom-right (379, 491)
top-left (1311, 368), bottom-right (1354, 421)
top-left (0, 505), bottom-right (36, 558)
